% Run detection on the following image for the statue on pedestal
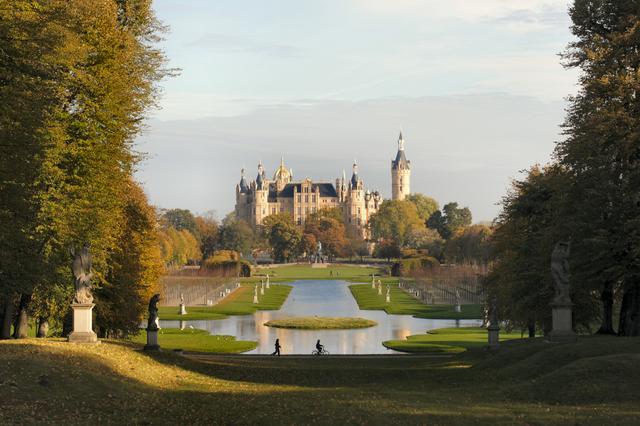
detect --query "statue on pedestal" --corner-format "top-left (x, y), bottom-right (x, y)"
top-left (548, 241), bottom-right (576, 341)
top-left (147, 294), bottom-right (161, 331)
top-left (551, 241), bottom-right (572, 304)
top-left (72, 244), bottom-right (94, 304)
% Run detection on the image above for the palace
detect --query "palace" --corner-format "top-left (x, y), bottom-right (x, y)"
top-left (235, 132), bottom-right (411, 239)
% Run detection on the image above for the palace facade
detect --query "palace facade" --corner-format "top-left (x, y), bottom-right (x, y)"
top-left (235, 132), bottom-right (411, 239)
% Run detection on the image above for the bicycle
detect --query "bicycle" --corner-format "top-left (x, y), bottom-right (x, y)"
top-left (311, 348), bottom-right (330, 356)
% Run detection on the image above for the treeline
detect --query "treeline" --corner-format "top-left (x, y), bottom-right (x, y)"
top-left (0, 1), bottom-right (168, 339)
top-left (369, 194), bottom-right (491, 265)
top-left (160, 208), bottom-right (368, 265)
top-left (486, 0), bottom-right (640, 336)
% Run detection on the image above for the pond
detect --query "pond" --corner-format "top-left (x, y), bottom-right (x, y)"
top-left (160, 280), bottom-right (481, 355)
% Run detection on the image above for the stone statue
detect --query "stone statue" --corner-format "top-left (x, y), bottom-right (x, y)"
top-left (488, 296), bottom-right (499, 328)
top-left (147, 294), bottom-right (161, 331)
top-left (72, 244), bottom-right (94, 304)
top-left (551, 241), bottom-right (572, 304)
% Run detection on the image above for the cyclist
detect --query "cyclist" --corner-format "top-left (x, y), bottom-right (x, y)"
top-left (315, 339), bottom-right (324, 355)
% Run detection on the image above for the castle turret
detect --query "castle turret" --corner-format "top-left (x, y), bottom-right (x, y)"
top-left (391, 131), bottom-right (411, 201)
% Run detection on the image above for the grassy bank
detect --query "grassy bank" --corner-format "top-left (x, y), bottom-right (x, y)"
top-left (383, 327), bottom-right (522, 354)
top-left (349, 283), bottom-right (483, 319)
top-left (264, 317), bottom-right (377, 329)
top-left (158, 284), bottom-right (292, 320)
top-left (2, 335), bottom-right (640, 424)
top-left (130, 328), bottom-right (256, 354)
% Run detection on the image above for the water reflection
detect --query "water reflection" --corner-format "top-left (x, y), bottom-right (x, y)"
top-left (160, 280), bottom-right (480, 354)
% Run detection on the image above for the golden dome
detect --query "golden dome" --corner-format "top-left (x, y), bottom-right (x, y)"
top-left (273, 157), bottom-right (292, 183)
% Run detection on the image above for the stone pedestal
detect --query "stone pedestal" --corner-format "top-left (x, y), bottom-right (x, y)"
top-left (548, 302), bottom-right (577, 342)
top-left (454, 304), bottom-right (461, 313)
top-left (68, 303), bottom-right (98, 343)
top-left (260, 286), bottom-right (265, 295)
top-left (179, 304), bottom-right (187, 315)
top-left (144, 329), bottom-right (160, 351)
top-left (253, 294), bottom-right (259, 304)
top-left (488, 325), bottom-right (500, 350)
top-left (386, 294), bottom-right (390, 303)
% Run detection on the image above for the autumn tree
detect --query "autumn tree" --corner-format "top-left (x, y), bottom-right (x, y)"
top-left (368, 200), bottom-right (425, 247)
top-left (406, 194), bottom-right (439, 223)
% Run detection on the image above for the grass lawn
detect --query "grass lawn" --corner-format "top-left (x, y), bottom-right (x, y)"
top-left (158, 284), bottom-right (292, 320)
top-left (2, 335), bottom-right (640, 424)
top-left (264, 316), bottom-right (377, 329)
top-left (349, 283), bottom-right (483, 319)
top-left (254, 263), bottom-right (383, 281)
top-left (383, 327), bottom-right (523, 354)
top-left (130, 328), bottom-right (256, 354)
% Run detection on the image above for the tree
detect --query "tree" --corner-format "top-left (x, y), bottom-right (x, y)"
top-left (444, 224), bottom-right (493, 265)
top-left (218, 214), bottom-right (254, 255)
top-left (556, 0), bottom-right (640, 336)
top-left (406, 194), bottom-right (439, 223)
top-left (369, 200), bottom-right (425, 247)
top-left (262, 214), bottom-right (302, 262)
top-left (374, 240), bottom-right (401, 262)
top-left (163, 209), bottom-right (199, 238)
top-left (0, 0), bottom-right (169, 338)
top-left (304, 213), bottom-right (348, 260)
top-left (427, 202), bottom-right (472, 240)
top-left (96, 180), bottom-right (162, 337)
top-left (194, 214), bottom-right (219, 260)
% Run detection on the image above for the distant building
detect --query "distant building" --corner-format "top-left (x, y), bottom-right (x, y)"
top-left (391, 131), bottom-right (411, 201)
top-left (235, 132), bottom-right (411, 239)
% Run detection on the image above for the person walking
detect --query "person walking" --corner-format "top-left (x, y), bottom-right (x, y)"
top-left (271, 338), bottom-right (281, 356)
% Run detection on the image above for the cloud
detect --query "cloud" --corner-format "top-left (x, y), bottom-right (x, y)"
top-left (353, 0), bottom-right (571, 34)
top-left (187, 33), bottom-right (301, 57)
top-left (135, 94), bottom-right (566, 222)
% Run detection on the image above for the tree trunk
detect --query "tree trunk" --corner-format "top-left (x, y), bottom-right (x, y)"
top-left (1, 297), bottom-right (16, 339)
top-left (619, 282), bottom-right (640, 337)
top-left (527, 321), bottom-right (536, 338)
top-left (36, 317), bottom-right (49, 338)
top-left (597, 281), bottom-right (616, 335)
top-left (12, 293), bottom-right (31, 339)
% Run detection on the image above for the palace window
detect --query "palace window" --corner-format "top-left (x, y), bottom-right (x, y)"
top-left (312, 207), bottom-right (317, 214)
top-left (297, 218), bottom-right (302, 225)
top-left (297, 195), bottom-right (301, 203)
top-left (305, 207), bottom-right (309, 214)
top-left (271, 207), bottom-right (276, 214)
top-left (312, 195), bottom-right (316, 203)
top-left (280, 207), bottom-right (284, 213)
top-left (305, 195), bottom-right (309, 203)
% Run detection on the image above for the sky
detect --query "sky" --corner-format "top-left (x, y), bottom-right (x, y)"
top-left (135, 0), bottom-right (578, 222)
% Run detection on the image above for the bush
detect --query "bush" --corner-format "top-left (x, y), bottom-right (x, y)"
top-left (203, 250), bottom-right (252, 277)
top-left (392, 256), bottom-right (439, 277)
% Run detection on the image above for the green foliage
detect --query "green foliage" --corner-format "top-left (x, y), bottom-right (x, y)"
top-left (443, 224), bottom-right (493, 264)
top-left (261, 214), bottom-right (302, 262)
top-left (369, 200), bottom-right (425, 247)
top-left (373, 239), bottom-right (401, 261)
top-left (392, 256), bottom-right (439, 277)
top-left (194, 214), bottom-right (219, 260)
top-left (0, 0), bottom-right (169, 337)
top-left (405, 193), bottom-right (439, 222)
top-left (162, 209), bottom-right (199, 237)
top-left (218, 214), bottom-right (255, 255)
top-left (427, 202), bottom-right (472, 240)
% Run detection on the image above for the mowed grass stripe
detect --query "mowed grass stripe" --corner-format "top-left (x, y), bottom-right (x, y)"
top-left (349, 283), bottom-right (483, 319)
top-left (159, 284), bottom-right (292, 320)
